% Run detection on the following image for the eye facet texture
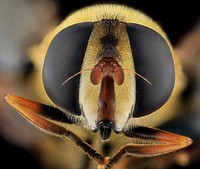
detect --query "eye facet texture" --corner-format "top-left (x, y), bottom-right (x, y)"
top-left (43, 21), bottom-right (175, 118)
top-left (127, 24), bottom-right (175, 117)
top-left (43, 22), bottom-right (93, 115)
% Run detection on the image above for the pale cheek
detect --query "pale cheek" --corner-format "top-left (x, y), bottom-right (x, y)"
top-left (84, 113), bottom-right (98, 130)
top-left (79, 73), bottom-right (100, 130)
top-left (115, 114), bottom-right (130, 131)
top-left (115, 73), bottom-right (136, 131)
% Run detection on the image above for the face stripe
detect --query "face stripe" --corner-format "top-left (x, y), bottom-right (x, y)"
top-left (5, 4), bottom-right (192, 167)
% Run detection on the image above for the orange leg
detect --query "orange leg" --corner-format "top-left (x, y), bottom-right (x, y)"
top-left (5, 93), bottom-right (192, 169)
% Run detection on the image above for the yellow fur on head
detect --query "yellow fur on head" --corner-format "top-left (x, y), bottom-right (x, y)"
top-left (28, 3), bottom-right (186, 127)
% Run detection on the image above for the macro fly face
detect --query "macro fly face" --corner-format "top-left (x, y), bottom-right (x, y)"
top-left (5, 4), bottom-right (192, 169)
top-left (42, 19), bottom-right (175, 141)
top-left (79, 20), bottom-right (136, 139)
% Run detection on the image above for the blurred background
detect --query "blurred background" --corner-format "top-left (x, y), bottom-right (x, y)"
top-left (0, 0), bottom-right (200, 169)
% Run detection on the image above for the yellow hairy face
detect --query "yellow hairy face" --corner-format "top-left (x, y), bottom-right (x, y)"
top-left (29, 4), bottom-right (184, 132)
top-left (5, 4), bottom-right (192, 169)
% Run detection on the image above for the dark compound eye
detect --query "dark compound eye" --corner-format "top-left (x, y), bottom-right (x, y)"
top-left (42, 21), bottom-right (175, 118)
top-left (43, 22), bottom-right (93, 115)
top-left (127, 23), bottom-right (175, 117)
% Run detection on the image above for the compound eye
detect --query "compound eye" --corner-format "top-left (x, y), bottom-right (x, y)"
top-left (43, 22), bottom-right (93, 115)
top-left (127, 23), bottom-right (175, 117)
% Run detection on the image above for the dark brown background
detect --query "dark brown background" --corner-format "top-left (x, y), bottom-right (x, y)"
top-left (0, 0), bottom-right (199, 169)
